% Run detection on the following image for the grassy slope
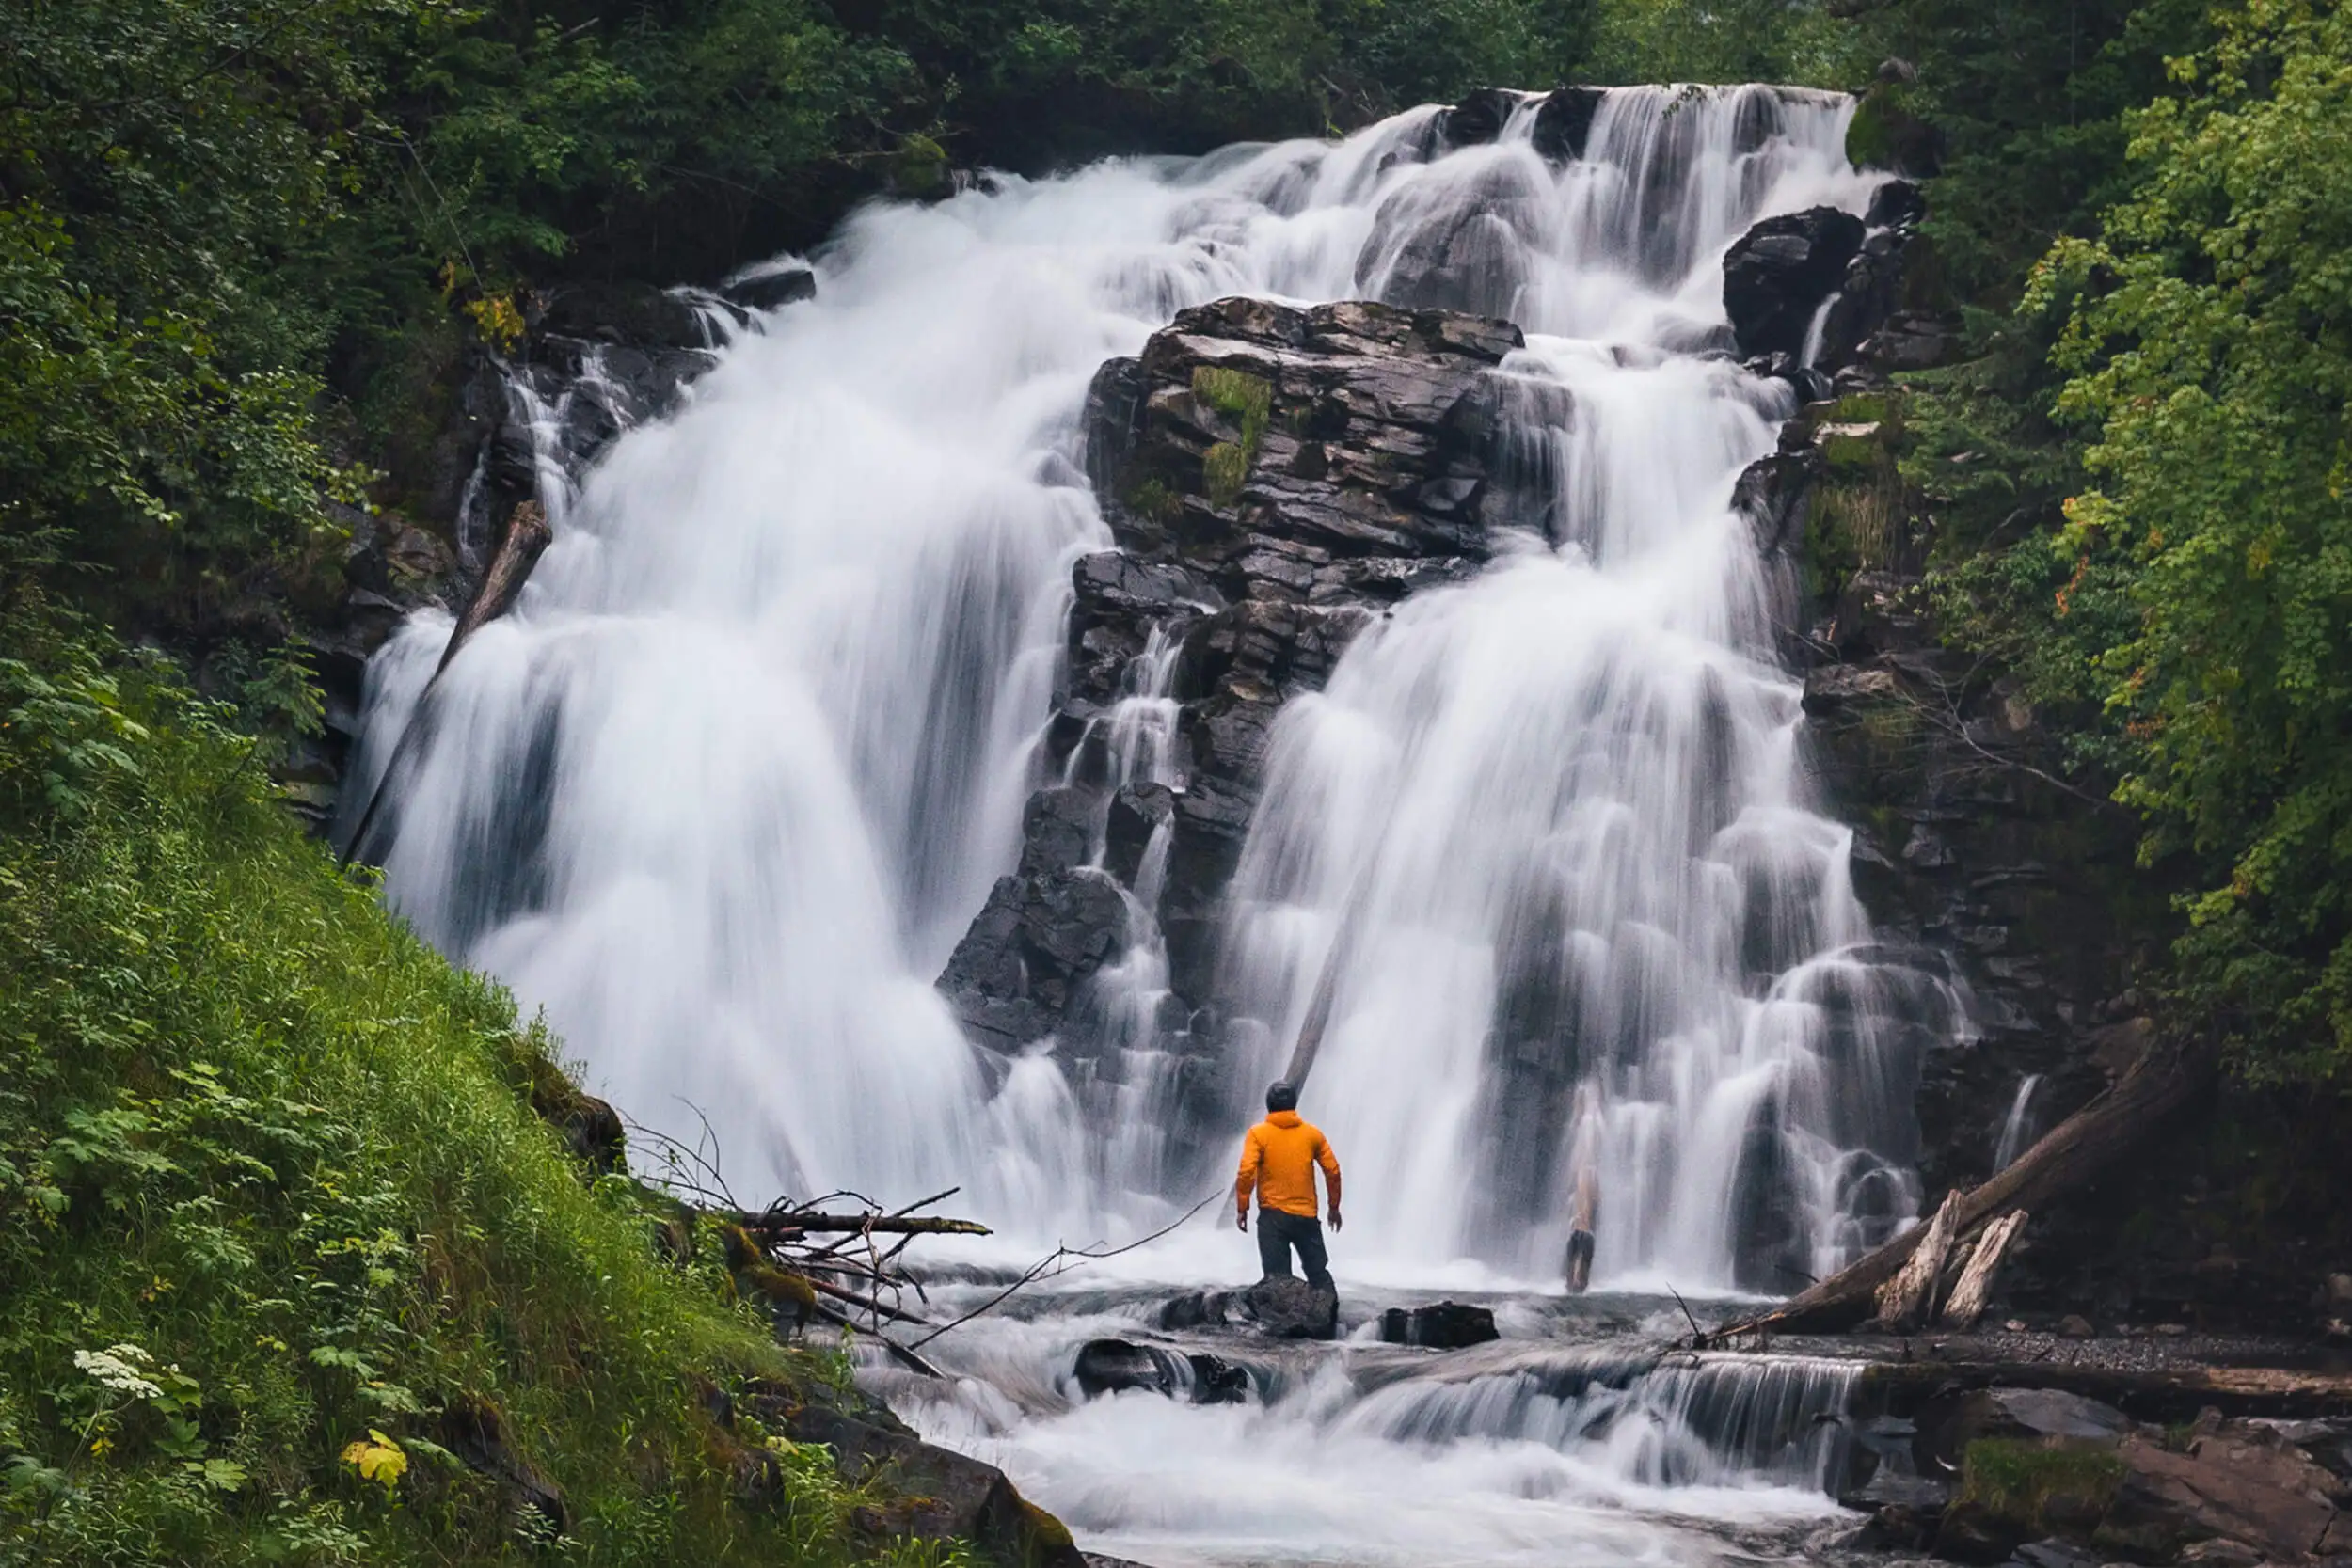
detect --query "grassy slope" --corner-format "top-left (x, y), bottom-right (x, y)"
top-left (0, 611), bottom-right (952, 1565)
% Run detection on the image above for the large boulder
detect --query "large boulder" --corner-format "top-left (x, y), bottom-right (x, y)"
top-left (1159, 1275), bottom-right (1342, 1341)
top-left (1723, 206), bottom-right (1867, 360)
top-left (1532, 87), bottom-right (1607, 163)
top-left (785, 1404), bottom-right (1086, 1568)
top-left (1378, 1301), bottom-right (1499, 1349)
top-left (1072, 1338), bottom-right (1250, 1404)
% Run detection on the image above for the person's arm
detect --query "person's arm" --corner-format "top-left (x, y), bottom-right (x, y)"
top-left (1318, 1135), bottom-right (1343, 1231)
top-left (1234, 1128), bottom-right (1262, 1231)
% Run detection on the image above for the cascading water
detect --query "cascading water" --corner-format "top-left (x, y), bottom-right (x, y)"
top-left (350, 83), bottom-right (1976, 1560)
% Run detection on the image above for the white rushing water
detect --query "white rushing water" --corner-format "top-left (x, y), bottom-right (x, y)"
top-left (351, 84), bottom-right (1970, 1560)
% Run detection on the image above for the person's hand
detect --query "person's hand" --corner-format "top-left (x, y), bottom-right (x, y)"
top-left (1329, 1208), bottom-right (1343, 1232)
top-left (1235, 1209), bottom-right (1248, 1233)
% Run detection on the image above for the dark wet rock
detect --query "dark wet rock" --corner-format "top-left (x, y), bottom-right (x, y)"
top-left (1740, 351), bottom-right (1832, 404)
top-left (536, 280), bottom-right (705, 348)
top-left (1072, 1338), bottom-right (1252, 1404)
top-left (1018, 785), bottom-right (1098, 879)
top-left (1439, 87), bottom-right (1521, 147)
top-left (1533, 87), bottom-right (1607, 163)
top-left (1073, 1338), bottom-right (1190, 1399)
top-left (1867, 178), bottom-right (1929, 230)
top-left (1378, 1301), bottom-right (1499, 1349)
top-left (724, 266), bottom-right (816, 312)
top-left (935, 840), bottom-right (1130, 1054)
top-left (786, 1405), bottom-right (1085, 1568)
top-left (1104, 783), bottom-right (1175, 888)
top-left (1732, 444), bottom-right (1825, 558)
top-left (946, 297), bottom-right (1527, 1075)
top-left (1188, 1352), bottom-right (1250, 1404)
top-left (1159, 1275), bottom-right (1341, 1341)
top-left (1242, 1275), bottom-right (1341, 1339)
top-left (1723, 206), bottom-right (1867, 359)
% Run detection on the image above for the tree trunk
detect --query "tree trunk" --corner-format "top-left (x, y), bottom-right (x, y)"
top-left (341, 499), bottom-right (556, 866)
top-left (747, 1212), bottom-right (993, 1238)
top-left (1940, 1210), bottom-right (2026, 1331)
top-left (1719, 1029), bottom-right (2211, 1337)
top-left (436, 499), bottom-right (552, 676)
top-left (1875, 1190), bottom-right (1962, 1331)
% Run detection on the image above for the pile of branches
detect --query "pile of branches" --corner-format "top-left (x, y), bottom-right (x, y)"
top-left (632, 1115), bottom-right (993, 1375)
top-left (632, 1111), bottom-right (1216, 1376)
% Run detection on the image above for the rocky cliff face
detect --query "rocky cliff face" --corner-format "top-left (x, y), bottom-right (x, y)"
top-left (936, 297), bottom-right (1527, 1117)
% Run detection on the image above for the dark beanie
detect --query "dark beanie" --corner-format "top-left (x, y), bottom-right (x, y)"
top-left (1265, 1081), bottom-right (1299, 1113)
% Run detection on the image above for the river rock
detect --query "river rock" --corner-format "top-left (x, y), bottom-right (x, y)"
top-left (1379, 1301), bottom-right (1500, 1349)
top-left (1723, 206), bottom-right (1867, 359)
top-left (723, 265), bottom-right (816, 312)
top-left (2101, 1421), bottom-right (2348, 1563)
top-left (1072, 1339), bottom-right (1250, 1404)
top-left (786, 1404), bottom-right (1085, 1568)
top-left (1159, 1275), bottom-right (1341, 1341)
top-left (1073, 1338), bottom-right (1190, 1399)
top-left (1532, 87), bottom-right (1607, 163)
top-left (1439, 87), bottom-right (1521, 147)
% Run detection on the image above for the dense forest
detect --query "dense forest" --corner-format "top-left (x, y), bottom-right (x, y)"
top-left (5, 0), bottom-right (2351, 1561)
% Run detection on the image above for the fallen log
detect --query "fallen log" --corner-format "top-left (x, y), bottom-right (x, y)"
top-left (342, 499), bottom-right (555, 865)
top-left (1875, 1190), bottom-right (1962, 1331)
top-left (437, 499), bottom-right (552, 675)
top-left (1939, 1210), bottom-right (2026, 1331)
top-left (748, 1212), bottom-right (992, 1238)
top-left (1720, 1029), bottom-right (2213, 1337)
top-left (1850, 1355), bottom-right (2352, 1423)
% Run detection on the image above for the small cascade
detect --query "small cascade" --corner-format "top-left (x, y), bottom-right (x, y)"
top-left (1994, 1073), bottom-right (2043, 1172)
top-left (1346, 1349), bottom-right (1858, 1492)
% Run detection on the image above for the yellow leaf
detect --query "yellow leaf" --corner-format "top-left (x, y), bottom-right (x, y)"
top-left (341, 1430), bottom-right (408, 1491)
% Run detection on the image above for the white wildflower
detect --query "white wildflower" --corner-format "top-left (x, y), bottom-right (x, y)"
top-left (73, 1344), bottom-right (163, 1399)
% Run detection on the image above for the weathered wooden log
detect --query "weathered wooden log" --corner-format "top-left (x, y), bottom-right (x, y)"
top-left (1720, 1030), bottom-right (2212, 1337)
top-left (749, 1212), bottom-right (992, 1238)
top-left (437, 499), bottom-right (551, 676)
top-left (1939, 1210), bottom-right (2026, 1330)
top-left (341, 499), bottom-right (555, 865)
top-left (1875, 1190), bottom-right (1962, 1330)
top-left (1849, 1355), bottom-right (2352, 1422)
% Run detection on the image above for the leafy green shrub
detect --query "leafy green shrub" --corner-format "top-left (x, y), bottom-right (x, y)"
top-left (0, 603), bottom-right (909, 1564)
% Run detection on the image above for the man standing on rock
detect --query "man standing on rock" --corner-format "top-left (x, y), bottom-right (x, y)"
top-left (1235, 1082), bottom-right (1342, 1291)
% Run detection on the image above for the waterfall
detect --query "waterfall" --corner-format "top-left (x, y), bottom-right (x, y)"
top-left (352, 84), bottom-right (1960, 1288)
top-left (1994, 1074), bottom-right (2043, 1172)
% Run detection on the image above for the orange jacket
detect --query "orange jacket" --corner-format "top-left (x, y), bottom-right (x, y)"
top-left (1235, 1111), bottom-right (1341, 1219)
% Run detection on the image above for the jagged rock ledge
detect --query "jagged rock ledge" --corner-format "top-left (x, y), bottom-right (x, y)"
top-left (937, 297), bottom-right (1532, 1123)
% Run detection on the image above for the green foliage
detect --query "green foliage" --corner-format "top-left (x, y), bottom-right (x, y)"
top-left (2020, 0), bottom-right (2352, 1081)
top-left (1192, 365), bottom-right (1271, 510)
top-left (1957, 1437), bottom-right (2124, 1528)
top-left (0, 601), bottom-right (915, 1564)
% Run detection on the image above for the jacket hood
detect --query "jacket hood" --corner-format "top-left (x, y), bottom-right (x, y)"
top-left (1265, 1110), bottom-right (1303, 1128)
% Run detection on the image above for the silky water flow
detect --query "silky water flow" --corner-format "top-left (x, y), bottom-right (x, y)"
top-left (350, 85), bottom-right (1965, 1564)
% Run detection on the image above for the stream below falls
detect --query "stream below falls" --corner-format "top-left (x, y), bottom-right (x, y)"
top-left (866, 1264), bottom-right (1878, 1568)
top-left (349, 82), bottom-right (1973, 1564)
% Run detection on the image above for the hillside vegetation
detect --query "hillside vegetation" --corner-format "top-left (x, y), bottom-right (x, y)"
top-left (0, 596), bottom-right (937, 1564)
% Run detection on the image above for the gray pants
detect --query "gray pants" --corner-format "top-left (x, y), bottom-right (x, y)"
top-left (1257, 1209), bottom-right (1333, 1291)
